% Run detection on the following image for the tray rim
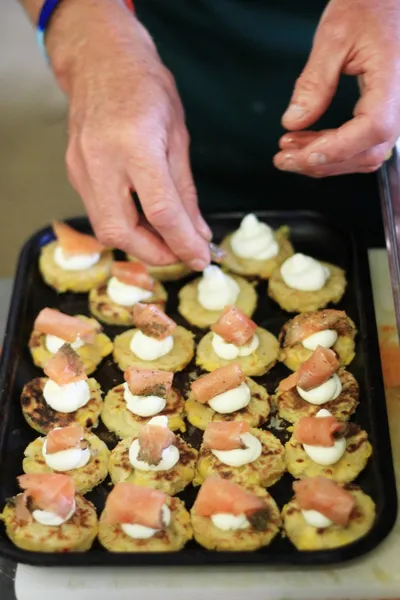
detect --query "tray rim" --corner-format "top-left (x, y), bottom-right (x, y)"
top-left (0, 210), bottom-right (397, 567)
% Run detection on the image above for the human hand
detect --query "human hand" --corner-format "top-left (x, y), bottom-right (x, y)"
top-left (46, 0), bottom-right (211, 269)
top-left (274, 0), bottom-right (400, 177)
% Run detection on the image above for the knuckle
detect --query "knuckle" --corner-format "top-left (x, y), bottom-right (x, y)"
top-left (96, 224), bottom-right (128, 248)
top-left (295, 72), bottom-right (321, 95)
top-left (147, 198), bottom-right (177, 228)
top-left (318, 20), bottom-right (347, 45)
top-left (364, 146), bottom-right (387, 168)
top-left (369, 117), bottom-right (393, 145)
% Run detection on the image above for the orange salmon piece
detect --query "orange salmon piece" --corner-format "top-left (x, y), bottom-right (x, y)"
top-left (293, 476), bottom-right (356, 526)
top-left (294, 415), bottom-right (346, 447)
top-left (279, 346), bottom-right (339, 392)
top-left (194, 475), bottom-right (266, 517)
top-left (132, 303), bottom-right (176, 340)
top-left (53, 221), bottom-right (104, 257)
top-left (111, 261), bottom-right (153, 291)
top-left (34, 308), bottom-right (99, 344)
top-left (124, 366), bottom-right (173, 398)
top-left (203, 421), bottom-right (250, 451)
top-left (191, 363), bottom-right (246, 404)
top-left (284, 310), bottom-right (349, 346)
top-left (137, 422), bottom-right (175, 466)
top-left (212, 306), bottom-right (257, 346)
top-left (43, 344), bottom-right (87, 386)
top-left (18, 473), bottom-right (76, 519)
top-left (46, 426), bottom-right (85, 454)
top-left (102, 482), bottom-right (167, 529)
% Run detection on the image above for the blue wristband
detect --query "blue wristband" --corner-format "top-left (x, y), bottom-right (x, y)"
top-left (36, 0), bottom-right (63, 61)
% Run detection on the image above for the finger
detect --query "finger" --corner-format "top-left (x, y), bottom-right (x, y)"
top-left (279, 131), bottom-right (324, 150)
top-left (67, 144), bottom-right (177, 264)
top-left (274, 142), bottom-right (390, 177)
top-left (282, 20), bottom-right (348, 131)
top-left (168, 128), bottom-right (212, 241)
top-left (132, 148), bottom-right (211, 271)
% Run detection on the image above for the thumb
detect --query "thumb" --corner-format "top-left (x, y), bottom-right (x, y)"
top-left (282, 21), bottom-right (348, 131)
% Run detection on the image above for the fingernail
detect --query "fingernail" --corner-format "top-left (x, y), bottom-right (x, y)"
top-left (281, 135), bottom-right (300, 149)
top-left (190, 258), bottom-right (209, 271)
top-left (308, 153), bottom-right (327, 166)
top-left (280, 157), bottom-right (302, 173)
top-left (283, 104), bottom-right (306, 122)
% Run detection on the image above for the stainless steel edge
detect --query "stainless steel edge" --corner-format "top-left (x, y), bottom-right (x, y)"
top-left (378, 143), bottom-right (400, 339)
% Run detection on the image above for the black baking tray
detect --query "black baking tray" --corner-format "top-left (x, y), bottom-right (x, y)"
top-left (0, 211), bottom-right (397, 567)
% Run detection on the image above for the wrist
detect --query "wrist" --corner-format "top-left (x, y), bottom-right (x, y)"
top-left (45, 0), bottom-right (135, 92)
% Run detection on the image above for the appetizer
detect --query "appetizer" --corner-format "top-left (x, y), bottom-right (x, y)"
top-left (279, 309), bottom-right (357, 371)
top-left (29, 308), bottom-right (113, 375)
top-left (89, 261), bottom-right (167, 326)
top-left (268, 253), bottom-right (346, 313)
top-left (128, 255), bottom-right (193, 281)
top-left (282, 476), bottom-right (375, 550)
top-left (39, 221), bottom-right (113, 293)
top-left (102, 366), bottom-right (185, 438)
top-left (108, 416), bottom-right (197, 495)
top-left (285, 409), bottom-right (372, 483)
top-left (195, 420), bottom-right (285, 488)
top-left (191, 475), bottom-right (281, 551)
top-left (196, 305), bottom-right (279, 376)
top-left (21, 344), bottom-right (103, 434)
top-left (1, 474), bottom-right (97, 552)
top-left (220, 214), bottom-right (294, 279)
top-left (113, 303), bottom-right (194, 372)
top-left (178, 265), bottom-right (257, 328)
top-left (275, 346), bottom-right (359, 424)
top-left (98, 483), bottom-right (192, 552)
top-left (22, 425), bottom-right (110, 494)
top-left (185, 363), bottom-right (270, 431)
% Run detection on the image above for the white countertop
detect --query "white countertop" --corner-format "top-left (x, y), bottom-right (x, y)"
top-left (8, 250), bottom-right (400, 600)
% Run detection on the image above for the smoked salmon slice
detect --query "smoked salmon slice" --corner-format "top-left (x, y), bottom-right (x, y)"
top-left (53, 221), bottom-right (104, 256)
top-left (283, 309), bottom-right (351, 346)
top-left (46, 425), bottom-right (86, 454)
top-left (203, 421), bottom-right (250, 451)
top-left (293, 477), bottom-right (356, 526)
top-left (294, 416), bottom-right (346, 447)
top-left (137, 421), bottom-right (175, 466)
top-left (279, 346), bottom-right (339, 392)
top-left (191, 363), bottom-right (246, 404)
top-left (132, 303), bottom-right (176, 340)
top-left (111, 261), bottom-right (153, 291)
top-left (44, 344), bottom-right (87, 386)
top-left (211, 306), bottom-right (257, 346)
top-left (124, 366), bottom-right (173, 398)
top-left (194, 475), bottom-right (266, 517)
top-left (34, 308), bottom-right (99, 344)
top-left (18, 473), bottom-right (76, 519)
top-left (102, 482), bottom-right (167, 529)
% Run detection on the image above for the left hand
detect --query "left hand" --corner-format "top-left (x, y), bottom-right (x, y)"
top-left (274, 0), bottom-right (400, 177)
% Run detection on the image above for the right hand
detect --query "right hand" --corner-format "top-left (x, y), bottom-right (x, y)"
top-left (46, 0), bottom-right (211, 269)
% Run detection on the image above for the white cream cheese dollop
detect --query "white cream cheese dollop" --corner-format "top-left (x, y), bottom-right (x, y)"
top-left (280, 253), bottom-right (330, 292)
top-left (130, 330), bottom-right (174, 361)
top-left (297, 374), bottom-right (342, 405)
top-left (43, 380), bottom-right (91, 413)
top-left (301, 509), bottom-right (333, 529)
top-left (302, 408), bottom-right (346, 466)
top-left (54, 246), bottom-right (100, 272)
top-left (106, 276), bottom-right (153, 307)
top-left (121, 505), bottom-right (170, 540)
top-left (211, 513), bottom-right (250, 531)
top-left (197, 266), bottom-right (240, 311)
top-left (129, 417), bottom-right (179, 472)
top-left (212, 332), bottom-right (259, 360)
top-left (123, 382), bottom-right (166, 417)
top-left (32, 499), bottom-right (76, 527)
top-left (302, 330), bottom-right (338, 351)
top-left (208, 382), bottom-right (251, 414)
top-left (45, 334), bottom-right (84, 354)
top-left (230, 214), bottom-right (279, 260)
top-left (212, 432), bottom-right (262, 467)
top-left (42, 435), bottom-right (90, 472)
